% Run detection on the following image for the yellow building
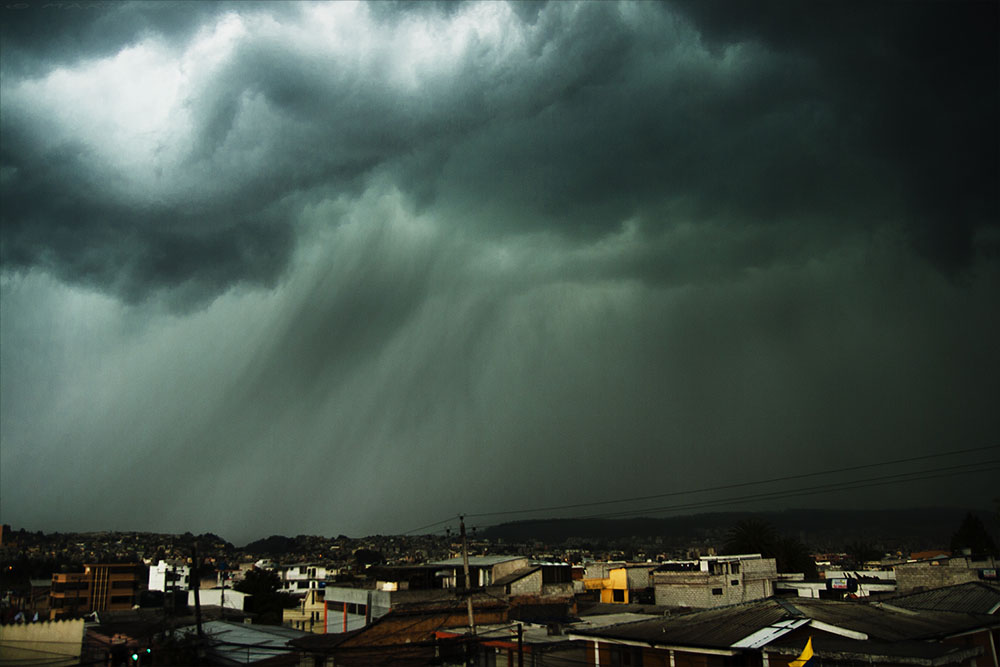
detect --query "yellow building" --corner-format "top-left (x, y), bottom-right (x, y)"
top-left (584, 565), bottom-right (656, 604)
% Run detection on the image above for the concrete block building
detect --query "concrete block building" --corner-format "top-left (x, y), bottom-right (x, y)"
top-left (654, 553), bottom-right (777, 609)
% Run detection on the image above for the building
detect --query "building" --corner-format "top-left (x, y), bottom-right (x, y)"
top-left (882, 581), bottom-right (1000, 615)
top-left (429, 555), bottom-right (532, 589)
top-left (277, 562), bottom-right (330, 595)
top-left (492, 561), bottom-right (575, 599)
top-left (147, 559), bottom-right (191, 592)
top-left (0, 618), bottom-right (85, 667)
top-left (653, 553), bottom-right (777, 609)
top-left (568, 597), bottom-right (1000, 666)
top-left (776, 570), bottom-right (897, 599)
top-left (188, 587), bottom-right (249, 612)
top-left (49, 564), bottom-right (140, 619)
top-left (284, 588), bottom-right (327, 633)
top-left (895, 555), bottom-right (999, 594)
top-left (583, 564), bottom-right (657, 604)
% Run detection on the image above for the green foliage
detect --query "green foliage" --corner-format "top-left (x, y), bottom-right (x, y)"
top-left (845, 541), bottom-right (882, 568)
top-left (353, 548), bottom-right (384, 568)
top-left (950, 512), bottom-right (999, 557)
top-left (233, 567), bottom-right (296, 624)
top-left (724, 518), bottom-right (817, 578)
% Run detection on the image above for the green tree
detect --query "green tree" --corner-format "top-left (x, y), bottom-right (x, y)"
top-left (950, 512), bottom-right (999, 557)
top-left (353, 548), bottom-right (384, 569)
top-left (845, 541), bottom-right (881, 569)
top-left (234, 568), bottom-right (296, 624)
top-left (724, 518), bottom-right (817, 578)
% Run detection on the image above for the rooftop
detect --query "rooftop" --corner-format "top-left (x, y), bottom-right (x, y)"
top-left (429, 555), bottom-right (526, 567)
top-left (881, 581), bottom-right (1000, 615)
top-left (568, 597), bottom-right (1000, 650)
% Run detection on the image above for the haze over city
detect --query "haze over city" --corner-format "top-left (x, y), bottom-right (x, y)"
top-left (1, 0), bottom-right (997, 545)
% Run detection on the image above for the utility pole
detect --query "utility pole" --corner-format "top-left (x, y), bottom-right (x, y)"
top-left (517, 623), bottom-right (524, 667)
top-left (459, 515), bottom-right (476, 667)
top-left (460, 515), bottom-right (475, 634)
top-left (191, 545), bottom-right (203, 638)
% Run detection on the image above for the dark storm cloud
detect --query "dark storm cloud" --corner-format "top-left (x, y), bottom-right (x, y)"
top-left (1, 1), bottom-right (998, 541)
top-left (2, 0), bottom-right (996, 305)
top-left (669, 0), bottom-right (999, 269)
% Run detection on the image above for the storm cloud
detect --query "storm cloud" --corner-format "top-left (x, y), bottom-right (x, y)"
top-left (1, 1), bottom-right (997, 542)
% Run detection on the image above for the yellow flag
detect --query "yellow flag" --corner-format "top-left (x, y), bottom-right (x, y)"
top-left (789, 636), bottom-right (814, 667)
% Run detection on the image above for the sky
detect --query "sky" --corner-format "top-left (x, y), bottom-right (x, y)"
top-left (1, 0), bottom-right (997, 545)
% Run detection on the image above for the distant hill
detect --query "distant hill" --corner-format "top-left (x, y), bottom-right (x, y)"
top-left (242, 534), bottom-right (298, 554)
top-left (477, 507), bottom-right (995, 553)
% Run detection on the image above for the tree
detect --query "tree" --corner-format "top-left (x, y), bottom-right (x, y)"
top-left (845, 541), bottom-right (881, 569)
top-left (234, 568), bottom-right (296, 624)
top-left (724, 518), bottom-right (778, 556)
top-left (724, 518), bottom-right (817, 578)
top-left (353, 548), bottom-right (383, 569)
top-left (950, 512), bottom-right (999, 557)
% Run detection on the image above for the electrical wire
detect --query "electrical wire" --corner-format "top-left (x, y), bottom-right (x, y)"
top-left (463, 444), bottom-right (1000, 520)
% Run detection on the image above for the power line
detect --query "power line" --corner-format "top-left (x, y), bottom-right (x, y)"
top-left (464, 444), bottom-right (999, 520)
top-left (577, 462), bottom-right (1000, 520)
top-left (401, 515), bottom-right (460, 536)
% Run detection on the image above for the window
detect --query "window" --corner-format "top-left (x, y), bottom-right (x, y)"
top-left (612, 589), bottom-right (625, 603)
top-left (712, 588), bottom-right (723, 595)
top-left (731, 580), bottom-right (739, 586)
top-left (731, 563), bottom-right (740, 575)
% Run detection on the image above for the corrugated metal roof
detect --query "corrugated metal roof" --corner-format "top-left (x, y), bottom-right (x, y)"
top-left (773, 598), bottom-right (998, 642)
top-left (766, 635), bottom-right (982, 665)
top-left (571, 597), bottom-right (1000, 649)
top-left (570, 599), bottom-right (788, 648)
top-left (885, 581), bottom-right (1000, 615)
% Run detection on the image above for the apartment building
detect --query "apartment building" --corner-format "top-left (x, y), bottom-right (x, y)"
top-left (49, 564), bottom-right (140, 619)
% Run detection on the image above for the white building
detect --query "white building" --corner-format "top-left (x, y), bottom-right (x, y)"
top-left (189, 588), bottom-right (250, 611)
top-left (148, 560), bottom-right (191, 592)
top-left (277, 563), bottom-right (329, 595)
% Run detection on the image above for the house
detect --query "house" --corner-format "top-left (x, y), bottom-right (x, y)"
top-left (568, 597), bottom-right (1000, 666)
top-left (653, 553), bottom-right (777, 609)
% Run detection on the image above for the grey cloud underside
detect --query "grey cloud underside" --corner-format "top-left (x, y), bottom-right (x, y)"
top-left (1, 1), bottom-right (998, 541)
top-left (1, 1), bottom-right (996, 306)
